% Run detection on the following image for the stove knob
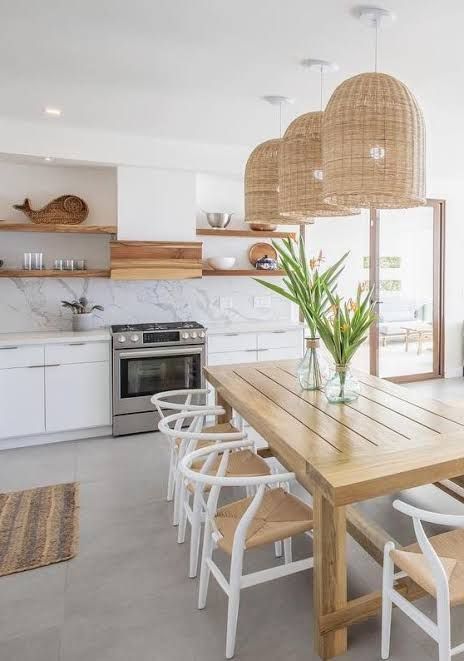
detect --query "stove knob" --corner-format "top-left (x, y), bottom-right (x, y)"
top-left (118, 335), bottom-right (126, 343)
top-left (181, 331), bottom-right (190, 340)
top-left (190, 331), bottom-right (198, 339)
top-left (130, 334), bottom-right (139, 343)
top-left (199, 331), bottom-right (206, 339)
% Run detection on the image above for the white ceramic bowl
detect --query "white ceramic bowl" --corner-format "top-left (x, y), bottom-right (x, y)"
top-left (207, 257), bottom-right (236, 270)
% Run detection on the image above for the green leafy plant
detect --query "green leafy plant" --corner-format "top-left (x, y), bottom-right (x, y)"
top-left (254, 236), bottom-right (348, 338)
top-left (316, 284), bottom-right (376, 367)
top-left (61, 296), bottom-right (104, 315)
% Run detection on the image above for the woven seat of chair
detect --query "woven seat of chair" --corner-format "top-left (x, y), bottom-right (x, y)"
top-left (187, 449), bottom-right (270, 494)
top-left (391, 529), bottom-right (464, 605)
top-left (215, 487), bottom-right (313, 554)
top-left (175, 422), bottom-right (239, 449)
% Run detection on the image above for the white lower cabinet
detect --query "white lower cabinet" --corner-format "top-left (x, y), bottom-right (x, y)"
top-left (0, 339), bottom-right (111, 441)
top-left (207, 327), bottom-right (304, 368)
top-left (0, 366), bottom-right (46, 438)
top-left (257, 347), bottom-right (302, 361)
top-left (45, 361), bottom-right (111, 432)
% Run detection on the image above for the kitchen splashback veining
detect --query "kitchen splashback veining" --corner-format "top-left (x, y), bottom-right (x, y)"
top-left (0, 277), bottom-right (294, 332)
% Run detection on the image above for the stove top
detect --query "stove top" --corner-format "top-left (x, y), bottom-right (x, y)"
top-left (111, 321), bottom-right (205, 334)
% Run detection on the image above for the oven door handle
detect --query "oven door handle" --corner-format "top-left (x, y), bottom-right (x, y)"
top-left (118, 347), bottom-right (204, 360)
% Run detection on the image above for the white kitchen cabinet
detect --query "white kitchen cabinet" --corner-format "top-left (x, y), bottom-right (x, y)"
top-left (0, 366), bottom-right (45, 438)
top-left (207, 350), bottom-right (256, 366)
top-left (45, 361), bottom-right (111, 432)
top-left (257, 347), bottom-right (302, 362)
top-left (0, 336), bottom-right (111, 443)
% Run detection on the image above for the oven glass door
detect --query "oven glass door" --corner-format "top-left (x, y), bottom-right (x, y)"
top-left (115, 346), bottom-right (204, 415)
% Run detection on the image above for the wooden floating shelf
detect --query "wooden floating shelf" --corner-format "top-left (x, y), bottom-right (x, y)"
top-left (196, 228), bottom-right (296, 239)
top-left (0, 269), bottom-right (110, 278)
top-left (202, 268), bottom-right (285, 277)
top-left (0, 223), bottom-right (117, 234)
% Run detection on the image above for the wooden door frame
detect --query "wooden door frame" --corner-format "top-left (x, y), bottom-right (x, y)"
top-left (370, 199), bottom-right (446, 383)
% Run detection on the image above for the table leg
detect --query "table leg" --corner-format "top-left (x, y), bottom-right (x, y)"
top-left (405, 330), bottom-right (409, 352)
top-left (313, 490), bottom-right (347, 659)
top-left (215, 390), bottom-right (233, 424)
top-left (417, 332), bottom-right (423, 355)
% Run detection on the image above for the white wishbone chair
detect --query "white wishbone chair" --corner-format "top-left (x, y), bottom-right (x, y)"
top-left (152, 389), bottom-right (240, 524)
top-left (382, 499), bottom-right (464, 661)
top-left (159, 409), bottom-right (270, 579)
top-left (180, 440), bottom-right (314, 659)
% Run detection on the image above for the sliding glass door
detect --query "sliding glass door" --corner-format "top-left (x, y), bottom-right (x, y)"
top-left (306, 199), bottom-right (445, 382)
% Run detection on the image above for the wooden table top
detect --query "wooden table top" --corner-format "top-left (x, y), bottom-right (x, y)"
top-left (204, 360), bottom-right (464, 506)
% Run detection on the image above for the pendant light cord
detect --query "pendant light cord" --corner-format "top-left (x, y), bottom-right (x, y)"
top-left (374, 18), bottom-right (379, 72)
top-left (279, 101), bottom-right (282, 138)
top-left (320, 65), bottom-right (324, 110)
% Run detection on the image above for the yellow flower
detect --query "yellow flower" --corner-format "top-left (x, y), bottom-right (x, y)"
top-left (341, 323), bottom-right (350, 333)
top-left (347, 298), bottom-right (357, 312)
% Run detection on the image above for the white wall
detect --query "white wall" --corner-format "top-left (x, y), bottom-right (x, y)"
top-left (117, 167), bottom-right (196, 241)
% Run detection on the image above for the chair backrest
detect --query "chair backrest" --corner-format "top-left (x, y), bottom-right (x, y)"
top-left (181, 441), bottom-right (296, 552)
top-left (393, 499), bottom-right (464, 601)
top-left (158, 408), bottom-right (246, 459)
top-left (151, 388), bottom-right (210, 419)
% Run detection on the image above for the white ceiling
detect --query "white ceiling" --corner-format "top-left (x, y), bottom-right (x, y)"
top-left (0, 0), bottom-right (462, 161)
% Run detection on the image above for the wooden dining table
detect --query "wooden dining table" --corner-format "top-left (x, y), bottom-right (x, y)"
top-left (204, 358), bottom-right (464, 660)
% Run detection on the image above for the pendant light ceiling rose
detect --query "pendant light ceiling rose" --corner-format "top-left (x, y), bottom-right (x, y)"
top-left (261, 95), bottom-right (295, 106)
top-left (300, 59), bottom-right (339, 73)
top-left (352, 5), bottom-right (396, 28)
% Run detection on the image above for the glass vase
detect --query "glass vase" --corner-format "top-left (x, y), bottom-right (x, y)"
top-left (297, 338), bottom-right (329, 391)
top-left (325, 364), bottom-right (360, 403)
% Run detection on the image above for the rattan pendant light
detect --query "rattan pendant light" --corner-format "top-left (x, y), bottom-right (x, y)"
top-left (279, 60), bottom-right (359, 219)
top-left (322, 7), bottom-right (426, 209)
top-left (245, 96), bottom-right (313, 228)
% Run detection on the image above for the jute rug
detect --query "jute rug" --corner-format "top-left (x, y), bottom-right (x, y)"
top-left (0, 482), bottom-right (79, 576)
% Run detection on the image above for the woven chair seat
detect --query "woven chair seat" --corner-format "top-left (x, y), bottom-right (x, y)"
top-left (215, 487), bottom-right (313, 555)
top-left (175, 422), bottom-right (239, 450)
top-left (187, 449), bottom-right (270, 494)
top-left (391, 529), bottom-right (464, 606)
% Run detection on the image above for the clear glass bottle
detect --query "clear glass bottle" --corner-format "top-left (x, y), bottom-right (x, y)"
top-left (325, 364), bottom-right (360, 403)
top-left (297, 338), bottom-right (330, 391)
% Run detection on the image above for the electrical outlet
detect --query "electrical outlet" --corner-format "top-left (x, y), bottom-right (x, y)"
top-left (254, 296), bottom-right (271, 308)
top-left (219, 297), bottom-right (233, 309)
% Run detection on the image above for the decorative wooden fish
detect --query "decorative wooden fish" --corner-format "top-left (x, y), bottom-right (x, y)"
top-left (13, 195), bottom-right (89, 225)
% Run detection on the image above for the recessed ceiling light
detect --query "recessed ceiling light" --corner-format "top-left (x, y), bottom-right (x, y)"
top-left (44, 107), bottom-right (62, 117)
top-left (44, 157), bottom-right (53, 162)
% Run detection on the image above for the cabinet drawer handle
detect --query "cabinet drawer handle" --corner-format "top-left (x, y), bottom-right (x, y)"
top-left (224, 333), bottom-right (239, 337)
top-left (45, 363), bottom-right (61, 368)
top-left (257, 348), bottom-right (269, 352)
top-left (245, 349), bottom-right (256, 352)
top-left (28, 364), bottom-right (43, 369)
top-left (68, 342), bottom-right (86, 346)
top-left (0, 346), bottom-right (18, 350)
top-left (271, 330), bottom-right (286, 334)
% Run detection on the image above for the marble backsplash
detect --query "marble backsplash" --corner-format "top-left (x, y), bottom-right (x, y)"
top-left (0, 276), bottom-right (295, 332)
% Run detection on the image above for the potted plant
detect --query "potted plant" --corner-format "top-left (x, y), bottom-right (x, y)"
top-left (61, 296), bottom-right (104, 331)
top-left (255, 237), bottom-right (348, 390)
top-left (316, 284), bottom-right (376, 403)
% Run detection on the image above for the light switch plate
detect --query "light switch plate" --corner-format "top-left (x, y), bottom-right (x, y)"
top-left (254, 295), bottom-right (271, 308)
top-left (219, 297), bottom-right (233, 309)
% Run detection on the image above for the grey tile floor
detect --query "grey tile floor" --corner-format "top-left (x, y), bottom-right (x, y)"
top-left (0, 377), bottom-right (464, 661)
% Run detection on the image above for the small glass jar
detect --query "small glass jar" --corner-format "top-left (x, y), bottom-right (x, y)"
top-left (53, 258), bottom-right (64, 270)
top-left (325, 364), bottom-right (360, 403)
top-left (297, 337), bottom-right (330, 391)
top-left (64, 259), bottom-right (75, 271)
top-left (23, 252), bottom-right (33, 270)
top-left (74, 259), bottom-right (87, 271)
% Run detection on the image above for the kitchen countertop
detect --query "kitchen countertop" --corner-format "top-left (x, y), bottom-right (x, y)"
top-left (205, 321), bottom-right (304, 335)
top-left (0, 328), bottom-right (111, 347)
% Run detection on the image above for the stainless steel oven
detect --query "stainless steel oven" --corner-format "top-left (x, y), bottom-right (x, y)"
top-left (111, 322), bottom-right (206, 436)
